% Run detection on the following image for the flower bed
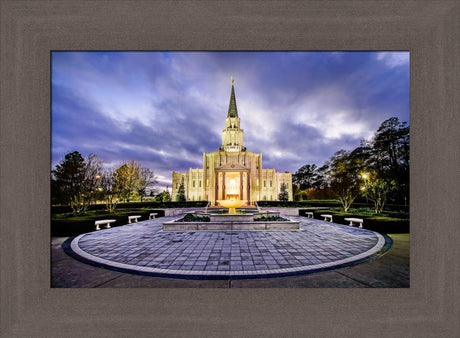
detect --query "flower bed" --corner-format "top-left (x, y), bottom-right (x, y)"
top-left (176, 213), bottom-right (210, 222)
top-left (254, 215), bottom-right (289, 222)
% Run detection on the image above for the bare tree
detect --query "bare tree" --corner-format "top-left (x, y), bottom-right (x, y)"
top-left (100, 169), bottom-right (118, 212)
top-left (136, 168), bottom-right (158, 202)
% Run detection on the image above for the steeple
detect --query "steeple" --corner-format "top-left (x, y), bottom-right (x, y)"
top-left (227, 77), bottom-right (238, 118)
top-left (221, 77), bottom-right (245, 152)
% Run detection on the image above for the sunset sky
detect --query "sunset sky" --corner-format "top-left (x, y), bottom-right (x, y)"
top-left (51, 51), bottom-right (409, 189)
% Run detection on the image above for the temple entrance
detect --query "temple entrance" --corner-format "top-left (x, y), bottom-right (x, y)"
top-left (214, 165), bottom-right (250, 206)
top-left (225, 172), bottom-right (240, 199)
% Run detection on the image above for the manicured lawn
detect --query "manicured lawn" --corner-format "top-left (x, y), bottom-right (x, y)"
top-left (52, 205), bottom-right (409, 237)
top-left (51, 208), bottom-right (164, 237)
top-left (299, 207), bottom-right (409, 233)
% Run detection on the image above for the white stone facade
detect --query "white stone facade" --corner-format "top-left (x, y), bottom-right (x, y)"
top-left (172, 82), bottom-right (293, 205)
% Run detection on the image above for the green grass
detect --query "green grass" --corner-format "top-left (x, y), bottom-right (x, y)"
top-left (51, 208), bottom-right (164, 237)
top-left (299, 207), bottom-right (409, 233)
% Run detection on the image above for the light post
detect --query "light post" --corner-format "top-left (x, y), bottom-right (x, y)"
top-left (94, 174), bottom-right (101, 204)
top-left (360, 172), bottom-right (370, 205)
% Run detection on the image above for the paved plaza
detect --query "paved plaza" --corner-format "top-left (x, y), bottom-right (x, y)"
top-left (58, 215), bottom-right (397, 282)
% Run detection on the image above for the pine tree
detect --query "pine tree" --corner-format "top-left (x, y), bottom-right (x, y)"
top-left (278, 182), bottom-right (289, 201)
top-left (177, 177), bottom-right (186, 202)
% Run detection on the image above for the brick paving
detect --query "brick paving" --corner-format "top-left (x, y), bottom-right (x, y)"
top-left (67, 216), bottom-right (386, 278)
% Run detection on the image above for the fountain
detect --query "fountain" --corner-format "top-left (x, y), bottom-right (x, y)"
top-left (217, 195), bottom-right (246, 215)
top-left (216, 178), bottom-right (246, 215)
top-left (163, 193), bottom-right (299, 231)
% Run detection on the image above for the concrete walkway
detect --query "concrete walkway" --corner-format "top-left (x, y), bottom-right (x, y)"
top-left (52, 217), bottom-right (409, 288)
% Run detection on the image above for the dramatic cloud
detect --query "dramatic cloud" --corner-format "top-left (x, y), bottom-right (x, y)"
top-left (52, 51), bottom-right (409, 189)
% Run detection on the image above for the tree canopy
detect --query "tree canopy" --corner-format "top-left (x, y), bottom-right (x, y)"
top-left (292, 117), bottom-right (409, 211)
top-left (52, 152), bottom-right (158, 212)
top-left (51, 151), bottom-right (103, 213)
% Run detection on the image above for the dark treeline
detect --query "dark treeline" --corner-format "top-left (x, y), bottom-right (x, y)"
top-left (52, 117), bottom-right (409, 215)
top-left (51, 153), bottom-right (165, 214)
top-left (292, 117), bottom-right (409, 213)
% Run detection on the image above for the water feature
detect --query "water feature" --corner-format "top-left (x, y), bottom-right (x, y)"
top-left (163, 197), bottom-right (300, 231)
top-left (216, 194), bottom-right (246, 215)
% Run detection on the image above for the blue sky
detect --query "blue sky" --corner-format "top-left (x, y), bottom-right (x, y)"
top-left (51, 51), bottom-right (409, 189)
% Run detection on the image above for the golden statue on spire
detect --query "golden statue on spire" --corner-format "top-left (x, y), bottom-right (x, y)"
top-left (231, 76), bottom-right (234, 85)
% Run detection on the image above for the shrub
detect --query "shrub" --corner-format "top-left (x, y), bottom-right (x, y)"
top-left (254, 215), bottom-right (289, 222)
top-left (177, 213), bottom-right (210, 222)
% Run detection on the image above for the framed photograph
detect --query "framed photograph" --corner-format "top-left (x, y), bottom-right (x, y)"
top-left (50, 50), bottom-right (409, 287)
top-left (1, 1), bottom-right (458, 336)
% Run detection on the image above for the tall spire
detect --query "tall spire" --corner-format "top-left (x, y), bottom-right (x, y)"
top-left (227, 77), bottom-right (238, 118)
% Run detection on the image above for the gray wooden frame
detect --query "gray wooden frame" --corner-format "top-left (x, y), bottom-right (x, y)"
top-left (1, 1), bottom-right (459, 336)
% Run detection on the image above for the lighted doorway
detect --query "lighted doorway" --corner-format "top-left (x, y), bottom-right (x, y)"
top-left (225, 172), bottom-right (240, 199)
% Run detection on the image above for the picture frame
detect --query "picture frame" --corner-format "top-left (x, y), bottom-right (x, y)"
top-left (1, 1), bottom-right (458, 336)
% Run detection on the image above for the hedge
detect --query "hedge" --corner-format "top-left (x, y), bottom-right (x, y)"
top-left (52, 201), bottom-right (208, 215)
top-left (257, 200), bottom-right (408, 212)
top-left (51, 208), bottom-right (166, 237)
top-left (52, 200), bottom-right (408, 214)
top-left (298, 208), bottom-right (409, 234)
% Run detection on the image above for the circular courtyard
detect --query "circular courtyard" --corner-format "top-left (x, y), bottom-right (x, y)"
top-left (65, 215), bottom-right (390, 279)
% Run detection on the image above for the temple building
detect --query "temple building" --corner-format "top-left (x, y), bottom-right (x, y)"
top-left (172, 79), bottom-right (293, 205)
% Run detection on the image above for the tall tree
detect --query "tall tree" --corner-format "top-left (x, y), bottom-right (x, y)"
top-left (52, 151), bottom-right (86, 207)
top-left (372, 117), bottom-right (409, 172)
top-left (52, 151), bottom-right (102, 213)
top-left (113, 161), bottom-right (141, 202)
top-left (82, 154), bottom-right (103, 207)
top-left (370, 117), bottom-right (409, 203)
top-left (362, 175), bottom-right (396, 214)
top-left (293, 164), bottom-right (324, 190)
top-left (292, 117), bottom-right (409, 206)
top-left (326, 150), bottom-right (361, 211)
top-left (136, 168), bottom-right (158, 202)
top-left (99, 169), bottom-right (118, 212)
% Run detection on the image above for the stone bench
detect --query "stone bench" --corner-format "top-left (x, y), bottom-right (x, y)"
top-left (321, 214), bottom-right (333, 222)
top-left (95, 219), bottom-right (116, 231)
top-left (149, 213), bottom-right (158, 219)
top-left (305, 212), bottom-right (314, 218)
top-left (128, 215), bottom-right (142, 223)
top-left (344, 218), bottom-right (364, 228)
